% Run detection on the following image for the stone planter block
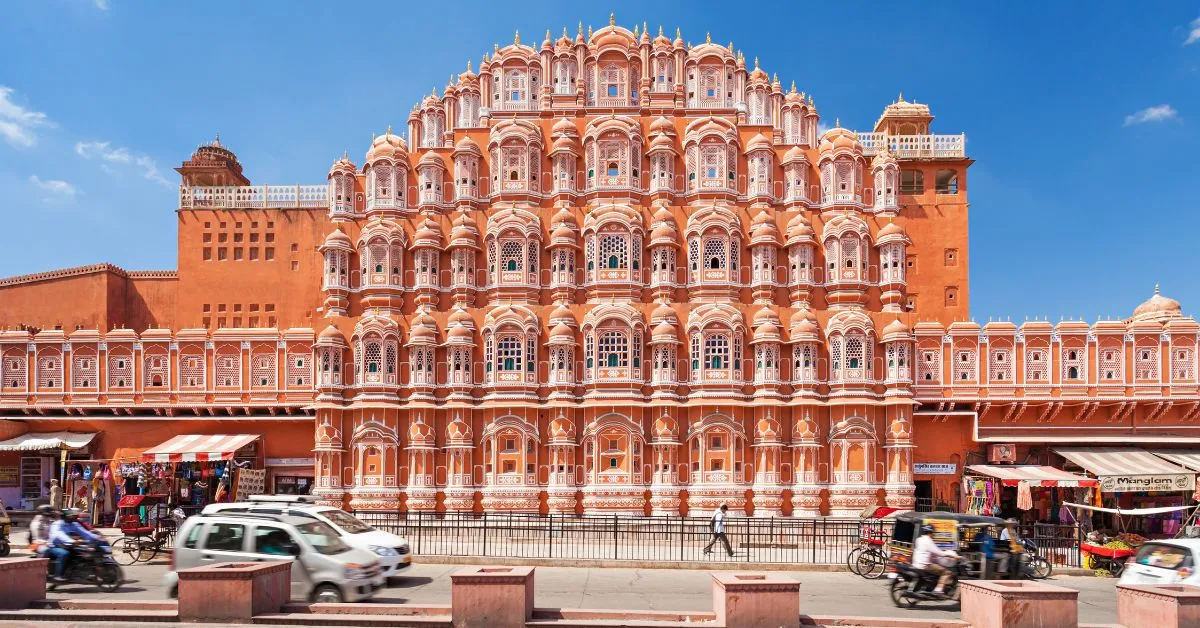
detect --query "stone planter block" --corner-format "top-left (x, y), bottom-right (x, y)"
top-left (711, 572), bottom-right (801, 628)
top-left (177, 560), bottom-right (291, 623)
top-left (0, 558), bottom-right (49, 609)
top-left (959, 580), bottom-right (1077, 628)
top-left (450, 566), bottom-right (535, 628)
top-left (1118, 584), bottom-right (1200, 628)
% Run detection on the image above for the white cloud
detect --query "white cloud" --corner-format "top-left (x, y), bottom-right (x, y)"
top-left (1186, 17), bottom-right (1200, 45)
top-left (76, 140), bottom-right (172, 187)
top-left (93, 0), bottom-right (110, 9)
top-left (0, 86), bottom-right (53, 148)
top-left (1123, 104), bottom-right (1180, 126)
top-left (816, 122), bottom-right (831, 136)
top-left (29, 175), bottom-right (76, 202)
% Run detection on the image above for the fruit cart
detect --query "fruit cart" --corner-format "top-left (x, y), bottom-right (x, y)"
top-left (1080, 541), bottom-right (1136, 576)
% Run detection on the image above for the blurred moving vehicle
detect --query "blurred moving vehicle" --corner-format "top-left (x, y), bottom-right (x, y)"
top-left (165, 512), bottom-right (385, 603)
top-left (201, 495), bottom-right (411, 579)
top-left (1117, 539), bottom-right (1200, 586)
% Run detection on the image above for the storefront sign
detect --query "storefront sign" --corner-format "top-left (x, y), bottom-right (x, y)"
top-left (1100, 474), bottom-right (1195, 493)
top-left (926, 518), bottom-right (958, 550)
top-left (0, 466), bottom-right (17, 487)
top-left (914, 463), bottom-right (957, 475)
top-left (266, 458), bottom-right (314, 467)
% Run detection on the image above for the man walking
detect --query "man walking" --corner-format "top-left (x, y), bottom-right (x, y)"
top-left (703, 503), bottom-right (734, 557)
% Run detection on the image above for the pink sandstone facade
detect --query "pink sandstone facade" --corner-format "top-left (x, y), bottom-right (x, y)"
top-left (0, 18), bottom-right (1196, 516)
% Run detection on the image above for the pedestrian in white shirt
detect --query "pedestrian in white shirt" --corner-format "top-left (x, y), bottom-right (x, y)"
top-left (704, 504), bottom-right (734, 557)
top-left (912, 524), bottom-right (958, 594)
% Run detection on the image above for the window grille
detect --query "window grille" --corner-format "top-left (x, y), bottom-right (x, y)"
top-left (705, 333), bottom-right (730, 370)
top-left (703, 238), bottom-right (727, 270)
top-left (989, 349), bottom-right (1011, 382)
top-left (1099, 346), bottom-right (1123, 382)
top-left (143, 351), bottom-right (169, 388)
top-left (215, 352), bottom-right (240, 388)
top-left (251, 353), bottom-right (275, 388)
top-left (363, 342), bottom-right (382, 378)
top-left (954, 349), bottom-right (976, 383)
top-left (598, 330), bottom-right (629, 369)
top-left (1173, 347), bottom-right (1194, 380)
top-left (498, 335), bottom-right (523, 372)
top-left (500, 240), bottom-right (523, 273)
top-left (37, 354), bottom-right (61, 388)
top-left (918, 349), bottom-right (940, 382)
top-left (107, 353), bottom-right (131, 389)
top-left (1135, 346), bottom-right (1159, 381)
top-left (71, 354), bottom-right (96, 388)
top-left (599, 234), bottom-right (628, 270)
top-left (1062, 347), bottom-right (1085, 381)
top-left (179, 353), bottom-right (204, 388)
top-left (1025, 348), bottom-right (1048, 381)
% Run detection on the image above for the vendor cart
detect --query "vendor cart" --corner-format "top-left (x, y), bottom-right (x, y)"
top-left (115, 494), bottom-right (177, 565)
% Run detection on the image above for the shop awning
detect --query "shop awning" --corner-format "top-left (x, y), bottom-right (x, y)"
top-left (1147, 450), bottom-right (1200, 472)
top-left (0, 431), bottom-right (97, 452)
top-left (965, 464), bottom-right (1098, 487)
top-left (142, 434), bottom-right (260, 463)
top-left (1053, 447), bottom-right (1191, 476)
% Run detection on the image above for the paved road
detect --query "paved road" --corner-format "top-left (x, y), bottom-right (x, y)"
top-left (40, 559), bottom-right (1119, 624)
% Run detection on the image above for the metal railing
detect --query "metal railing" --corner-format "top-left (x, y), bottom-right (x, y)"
top-left (353, 511), bottom-right (890, 565)
top-left (1018, 522), bottom-right (1083, 568)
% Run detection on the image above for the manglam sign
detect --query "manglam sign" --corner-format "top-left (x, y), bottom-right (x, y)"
top-left (1099, 474), bottom-right (1195, 493)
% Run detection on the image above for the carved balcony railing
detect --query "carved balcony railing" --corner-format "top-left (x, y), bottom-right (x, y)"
top-left (179, 185), bottom-right (328, 209)
top-left (856, 133), bottom-right (966, 159)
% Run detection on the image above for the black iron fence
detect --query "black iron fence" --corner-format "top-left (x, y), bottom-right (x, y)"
top-left (354, 511), bottom-right (893, 565)
top-left (1017, 522), bottom-right (1083, 568)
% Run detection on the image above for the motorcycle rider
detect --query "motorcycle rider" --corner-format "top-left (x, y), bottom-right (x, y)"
top-left (912, 524), bottom-right (959, 597)
top-left (47, 508), bottom-right (102, 582)
top-left (29, 505), bottom-right (56, 556)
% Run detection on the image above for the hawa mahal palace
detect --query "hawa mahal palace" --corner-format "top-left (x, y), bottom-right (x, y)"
top-left (1, 18), bottom-right (1197, 517)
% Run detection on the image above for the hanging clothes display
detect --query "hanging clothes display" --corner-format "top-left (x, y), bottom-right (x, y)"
top-left (1017, 480), bottom-right (1034, 511)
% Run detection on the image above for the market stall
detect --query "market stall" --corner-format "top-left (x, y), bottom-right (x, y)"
top-left (962, 464), bottom-right (1097, 521)
top-left (128, 434), bottom-right (264, 515)
top-left (1055, 447), bottom-right (1196, 537)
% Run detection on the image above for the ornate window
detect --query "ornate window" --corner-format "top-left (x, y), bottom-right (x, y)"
top-left (455, 154), bottom-right (480, 198)
top-left (747, 89), bottom-right (769, 125)
top-left (1098, 346), bottom-right (1122, 382)
top-left (179, 352), bottom-right (205, 388)
top-left (886, 343), bottom-right (910, 382)
top-left (37, 353), bottom-right (62, 389)
top-left (649, 153), bottom-right (673, 192)
top-left (415, 249), bottom-right (439, 288)
top-left (1025, 347), bottom-right (1048, 381)
top-left (705, 333), bottom-right (730, 370)
top-left (880, 244), bottom-right (905, 283)
top-left (597, 64), bottom-right (627, 107)
top-left (1172, 346), bottom-right (1195, 381)
top-left (652, 345), bottom-right (676, 384)
top-left (215, 351), bottom-right (241, 388)
top-left (650, 247), bottom-right (676, 285)
top-left (752, 245), bottom-right (776, 284)
top-left (1062, 347), bottom-right (1085, 382)
top-left (699, 143), bottom-right (729, 189)
top-left (419, 165), bottom-right (443, 204)
top-left (553, 57), bottom-right (576, 95)
top-left (251, 352), bottom-right (275, 388)
top-left (68, 353), bottom-right (94, 389)
top-left (143, 351), bottom-right (169, 388)
top-left (499, 69), bottom-right (529, 110)
top-left (4, 353), bottom-right (27, 390)
top-left (421, 110), bottom-right (445, 148)
top-left (793, 344), bottom-right (817, 383)
top-left (107, 353), bottom-right (132, 389)
top-left (497, 335), bottom-right (524, 373)
top-left (318, 348), bottom-right (341, 386)
top-left (550, 345), bottom-right (573, 383)
top-left (747, 153), bottom-right (772, 197)
top-left (788, 246), bottom-right (813, 285)
top-left (782, 108), bottom-right (806, 145)
top-left (918, 348), bottom-right (941, 383)
top-left (843, 334), bottom-right (869, 381)
top-left (552, 154), bottom-right (576, 193)
top-left (324, 250), bottom-right (349, 290)
top-left (447, 347), bottom-right (472, 385)
top-left (754, 344), bottom-right (779, 383)
top-left (1135, 345), bottom-right (1159, 381)
top-left (989, 348), bottom-right (1011, 382)
top-left (457, 91), bottom-right (480, 128)
top-left (954, 348), bottom-right (976, 383)
top-left (410, 347), bottom-right (435, 385)
top-left (451, 248), bottom-right (475, 287)
top-left (652, 56), bottom-right (673, 92)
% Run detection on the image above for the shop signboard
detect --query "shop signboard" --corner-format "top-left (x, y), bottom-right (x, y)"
top-left (0, 466), bottom-right (17, 487)
top-left (913, 463), bottom-right (957, 475)
top-left (926, 517), bottom-right (958, 550)
top-left (1099, 474), bottom-right (1195, 493)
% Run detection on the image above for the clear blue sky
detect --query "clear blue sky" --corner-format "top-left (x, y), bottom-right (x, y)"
top-left (1, 1), bottom-right (1197, 322)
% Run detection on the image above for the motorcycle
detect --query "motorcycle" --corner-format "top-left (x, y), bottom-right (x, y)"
top-left (46, 539), bottom-right (122, 592)
top-left (0, 514), bottom-right (10, 557)
top-left (887, 558), bottom-right (969, 608)
top-left (1018, 537), bottom-right (1052, 579)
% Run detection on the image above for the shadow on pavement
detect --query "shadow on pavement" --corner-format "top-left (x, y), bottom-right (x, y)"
top-left (387, 576), bottom-right (433, 587)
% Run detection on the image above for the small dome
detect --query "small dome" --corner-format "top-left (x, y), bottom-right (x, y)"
top-left (648, 133), bottom-right (677, 154)
top-left (318, 324), bottom-right (346, 342)
top-left (745, 133), bottom-right (772, 153)
top-left (871, 149), bottom-right (897, 169)
top-left (877, 222), bottom-right (905, 239)
top-left (790, 310), bottom-right (819, 338)
top-left (753, 307), bottom-right (780, 326)
top-left (650, 116), bottom-right (675, 135)
top-left (818, 126), bottom-right (862, 156)
top-left (889, 414), bottom-right (912, 440)
top-left (321, 228), bottom-right (353, 250)
top-left (446, 415), bottom-right (472, 441)
top-left (653, 413), bottom-right (678, 439)
top-left (551, 135), bottom-right (582, 154)
top-left (651, 302), bottom-right (677, 323)
top-left (409, 417), bottom-right (434, 441)
top-left (410, 323), bottom-right (436, 342)
top-left (449, 212), bottom-right (481, 248)
top-left (590, 22), bottom-right (636, 48)
top-left (756, 415), bottom-right (780, 440)
top-left (754, 322), bottom-right (780, 341)
top-left (553, 207), bottom-right (577, 226)
top-left (552, 117), bottom-right (577, 135)
top-left (749, 210), bottom-right (780, 246)
top-left (551, 224), bottom-right (578, 244)
top-left (1131, 285), bottom-right (1183, 323)
top-left (550, 322), bottom-right (574, 339)
top-left (882, 318), bottom-right (910, 337)
top-left (448, 324), bottom-right (473, 340)
top-left (366, 129), bottom-right (408, 163)
top-left (448, 307), bottom-right (474, 327)
top-left (652, 320), bottom-right (678, 339)
top-left (418, 151), bottom-right (445, 168)
top-left (549, 303), bottom-right (575, 325)
top-left (785, 213), bottom-right (815, 244)
top-left (453, 136), bottom-right (481, 156)
top-left (413, 219), bottom-right (443, 247)
top-left (782, 145), bottom-right (808, 165)
top-left (328, 154), bottom-right (357, 177)
top-left (549, 413), bottom-right (575, 440)
top-left (793, 413), bottom-right (819, 442)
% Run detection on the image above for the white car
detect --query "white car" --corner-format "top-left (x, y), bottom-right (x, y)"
top-left (1117, 539), bottom-right (1200, 586)
top-left (202, 495), bottom-right (412, 579)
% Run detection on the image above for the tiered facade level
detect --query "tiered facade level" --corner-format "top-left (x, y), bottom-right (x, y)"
top-left (2, 19), bottom-right (1196, 516)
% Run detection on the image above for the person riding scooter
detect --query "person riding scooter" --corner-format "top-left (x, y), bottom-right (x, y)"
top-left (47, 509), bottom-right (102, 582)
top-left (912, 524), bottom-right (959, 597)
top-left (29, 505), bottom-right (56, 556)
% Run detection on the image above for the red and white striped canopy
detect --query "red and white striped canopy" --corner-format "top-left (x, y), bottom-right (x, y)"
top-left (966, 464), bottom-right (1098, 487)
top-left (141, 434), bottom-right (259, 463)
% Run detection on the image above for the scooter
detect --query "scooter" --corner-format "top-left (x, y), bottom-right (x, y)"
top-left (0, 516), bottom-right (10, 557)
top-left (45, 539), bottom-right (122, 592)
top-left (887, 558), bottom-right (969, 608)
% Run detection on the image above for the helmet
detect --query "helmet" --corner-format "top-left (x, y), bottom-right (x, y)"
top-left (920, 524), bottom-right (935, 535)
top-left (61, 508), bottom-right (78, 522)
top-left (36, 504), bottom-right (53, 515)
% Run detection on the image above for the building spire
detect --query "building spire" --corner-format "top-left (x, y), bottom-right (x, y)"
top-left (705, 32), bottom-right (711, 44)
top-left (609, 12), bottom-right (615, 27)
top-left (466, 59), bottom-right (472, 73)
top-left (658, 25), bottom-right (663, 37)
top-left (513, 30), bottom-right (520, 45)
top-left (1155, 282), bottom-right (1160, 295)
top-left (633, 23), bottom-right (638, 38)
top-left (213, 132), bottom-right (221, 147)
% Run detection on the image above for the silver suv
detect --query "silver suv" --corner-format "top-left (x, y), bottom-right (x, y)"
top-left (165, 512), bottom-right (385, 603)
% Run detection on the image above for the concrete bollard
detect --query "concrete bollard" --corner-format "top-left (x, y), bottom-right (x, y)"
top-left (1117, 584), bottom-right (1200, 627)
top-left (450, 566), bottom-right (535, 628)
top-left (0, 558), bottom-right (49, 609)
top-left (711, 572), bottom-right (801, 628)
top-left (177, 561), bottom-right (291, 623)
top-left (959, 580), bottom-right (1078, 628)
